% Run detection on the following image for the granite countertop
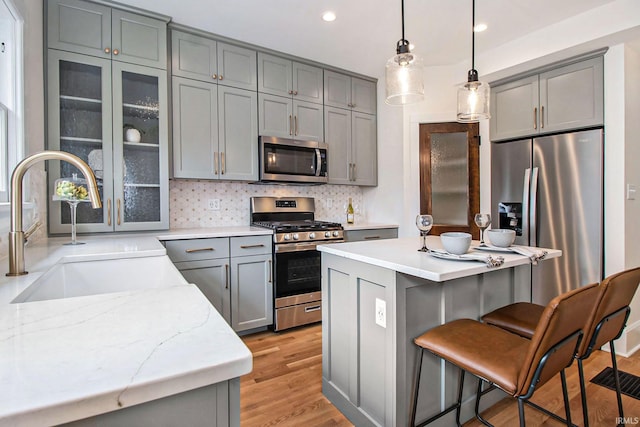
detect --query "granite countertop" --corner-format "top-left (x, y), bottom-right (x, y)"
top-left (318, 235), bottom-right (561, 282)
top-left (0, 230), bottom-right (258, 426)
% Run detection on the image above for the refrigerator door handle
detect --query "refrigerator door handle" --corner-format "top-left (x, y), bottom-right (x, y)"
top-left (530, 167), bottom-right (540, 247)
top-left (523, 168), bottom-right (531, 245)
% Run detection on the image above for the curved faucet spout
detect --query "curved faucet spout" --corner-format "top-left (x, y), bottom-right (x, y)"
top-left (7, 150), bottom-right (102, 276)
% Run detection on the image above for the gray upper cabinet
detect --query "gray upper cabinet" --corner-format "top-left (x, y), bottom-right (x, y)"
top-left (171, 29), bottom-right (257, 91)
top-left (324, 70), bottom-right (376, 115)
top-left (47, 0), bottom-right (168, 69)
top-left (325, 106), bottom-right (377, 186)
top-left (490, 56), bottom-right (603, 141)
top-left (258, 53), bottom-right (323, 104)
top-left (172, 76), bottom-right (258, 181)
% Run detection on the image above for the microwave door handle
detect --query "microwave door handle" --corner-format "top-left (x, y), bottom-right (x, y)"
top-left (315, 149), bottom-right (321, 177)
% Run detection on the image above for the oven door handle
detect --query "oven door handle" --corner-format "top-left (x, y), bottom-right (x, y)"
top-left (275, 240), bottom-right (344, 253)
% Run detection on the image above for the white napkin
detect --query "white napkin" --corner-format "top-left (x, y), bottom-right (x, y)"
top-left (430, 249), bottom-right (504, 268)
top-left (510, 246), bottom-right (548, 265)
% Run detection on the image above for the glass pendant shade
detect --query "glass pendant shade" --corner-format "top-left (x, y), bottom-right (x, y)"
top-left (385, 51), bottom-right (424, 105)
top-left (457, 73), bottom-right (490, 122)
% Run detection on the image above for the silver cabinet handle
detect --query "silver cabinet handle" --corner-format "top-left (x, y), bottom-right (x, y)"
top-left (225, 264), bottom-right (229, 289)
top-left (104, 47), bottom-right (111, 54)
top-left (268, 259), bottom-right (272, 283)
top-left (364, 236), bottom-right (381, 240)
top-left (214, 152), bottom-right (219, 175)
top-left (218, 75), bottom-right (223, 80)
top-left (533, 107), bottom-right (538, 130)
top-left (240, 244), bottom-right (265, 249)
top-left (352, 163), bottom-right (356, 181)
top-left (294, 116), bottom-right (298, 136)
top-left (221, 152), bottom-right (225, 175)
top-left (113, 49), bottom-right (119, 55)
top-left (293, 90), bottom-right (298, 95)
top-left (541, 106), bottom-right (545, 129)
top-left (288, 90), bottom-right (293, 95)
top-left (348, 163), bottom-right (353, 181)
top-left (185, 247), bottom-right (214, 253)
top-left (305, 305), bottom-right (321, 313)
top-left (212, 73), bottom-right (217, 79)
top-left (289, 115), bottom-right (293, 135)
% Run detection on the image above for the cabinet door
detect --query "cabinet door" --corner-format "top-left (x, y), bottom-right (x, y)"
top-left (217, 42), bottom-right (257, 91)
top-left (293, 62), bottom-right (323, 104)
top-left (231, 254), bottom-right (273, 332)
top-left (111, 9), bottom-right (167, 69)
top-left (257, 53), bottom-right (292, 97)
top-left (171, 30), bottom-right (217, 83)
top-left (112, 62), bottom-right (169, 231)
top-left (47, 0), bottom-right (111, 59)
top-left (218, 86), bottom-right (259, 181)
top-left (172, 77), bottom-right (219, 179)
top-left (351, 112), bottom-right (377, 186)
top-left (490, 75), bottom-right (539, 141)
top-left (324, 70), bottom-right (351, 109)
top-left (293, 100), bottom-right (323, 142)
top-left (179, 260), bottom-right (231, 324)
top-left (539, 57), bottom-right (604, 133)
top-left (351, 77), bottom-right (377, 114)
top-left (325, 106), bottom-right (351, 185)
top-left (258, 93), bottom-right (293, 138)
top-left (47, 50), bottom-right (114, 234)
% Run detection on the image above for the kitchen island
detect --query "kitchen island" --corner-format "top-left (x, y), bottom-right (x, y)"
top-left (0, 234), bottom-right (257, 426)
top-left (318, 236), bottom-right (561, 427)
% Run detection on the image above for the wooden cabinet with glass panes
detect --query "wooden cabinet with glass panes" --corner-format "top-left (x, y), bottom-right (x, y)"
top-left (47, 49), bottom-right (169, 233)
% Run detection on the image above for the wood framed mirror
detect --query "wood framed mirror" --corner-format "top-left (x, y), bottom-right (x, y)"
top-left (419, 122), bottom-right (480, 237)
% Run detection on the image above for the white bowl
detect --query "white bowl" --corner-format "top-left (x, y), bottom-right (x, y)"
top-left (440, 232), bottom-right (472, 255)
top-left (487, 229), bottom-right (516, 247)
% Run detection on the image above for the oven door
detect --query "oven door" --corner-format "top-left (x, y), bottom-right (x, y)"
top-left (273, 245), bottom-right (321, 299)
top-left (260, 136), bottom-right (328, 184)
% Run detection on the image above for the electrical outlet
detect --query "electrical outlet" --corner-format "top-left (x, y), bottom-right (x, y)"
top-left (207, 199), bottom-right (221, 211)
top-left (375, 298), bottom-right (386, 328)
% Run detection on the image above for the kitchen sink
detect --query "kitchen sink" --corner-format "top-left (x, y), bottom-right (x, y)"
top-left (11, 256), bottom-right (188, 303)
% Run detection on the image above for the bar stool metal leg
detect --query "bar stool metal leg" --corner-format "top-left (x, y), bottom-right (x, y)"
top-left (578, 358), bottom-right (589, 427)
top-left (560, 369), bottom-right (573, 427)
top-left (611, 341), bottom-right (625, 424)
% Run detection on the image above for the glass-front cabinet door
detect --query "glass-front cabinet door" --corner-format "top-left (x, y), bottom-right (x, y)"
top-left (112, 62), bottom-right (168, 231)
top-left (47, 50), bottom-right (168, 233)
top-left (48, 50), bottom-right (114, 233)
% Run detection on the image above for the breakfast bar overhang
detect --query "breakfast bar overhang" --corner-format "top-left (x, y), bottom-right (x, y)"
top-left (318, 236), bottom-right (561, 427)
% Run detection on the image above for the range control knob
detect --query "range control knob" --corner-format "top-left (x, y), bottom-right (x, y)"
top-left (283, 234), bottom-right (291, 241)
top-left (332, 231), bottom-right (340, 237)
top-left (292, 233), bottom-right (299, 240)
top-left (309, 232), bottom-right (316, 239)
top-left (325, 231), bottom-right (331, 237)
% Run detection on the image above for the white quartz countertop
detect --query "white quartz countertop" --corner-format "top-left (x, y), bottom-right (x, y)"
top-left (0, 233), bottom-right (253, 426)
top-left (340, 222), bottom-right (399, 231)
top-left (156, 225), bottom-right (273, 240)
top-left (318, 236), bottom-right (561, 282)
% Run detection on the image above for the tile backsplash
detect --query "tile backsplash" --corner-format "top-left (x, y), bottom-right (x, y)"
top-left (169, 180), bottom-right (364, 228)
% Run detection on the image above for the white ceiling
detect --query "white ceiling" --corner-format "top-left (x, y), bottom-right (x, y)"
top-left (120, 0), bottom-right (617, 77)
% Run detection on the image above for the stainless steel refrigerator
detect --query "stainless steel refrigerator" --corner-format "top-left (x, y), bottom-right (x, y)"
top-left (491, 128), bottom-right (603, 305)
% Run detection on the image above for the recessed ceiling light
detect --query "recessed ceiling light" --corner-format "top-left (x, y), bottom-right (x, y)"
top-left (474, 23), bottom-right (487, 32)
top-left (322, 11), bottom-right (336, 22)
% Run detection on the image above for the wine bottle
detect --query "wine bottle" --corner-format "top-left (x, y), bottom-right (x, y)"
top-left (347, 198), bottom-right (354, 224)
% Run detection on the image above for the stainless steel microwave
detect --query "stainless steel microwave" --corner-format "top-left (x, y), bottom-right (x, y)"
top-left (259, 136), bottom-right (328, 184)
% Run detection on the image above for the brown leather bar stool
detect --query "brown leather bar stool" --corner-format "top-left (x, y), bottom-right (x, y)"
top-left (482, 267), bottom-right (640, 427)
top-left (410, 283), bottom-right (600, 427)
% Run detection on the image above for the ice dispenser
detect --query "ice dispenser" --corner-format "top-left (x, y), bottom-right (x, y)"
top-left (498, 202), bottom-right (522, 236)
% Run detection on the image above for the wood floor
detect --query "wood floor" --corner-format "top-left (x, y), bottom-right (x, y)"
top-left (241, 323), bottom-right (640, 426)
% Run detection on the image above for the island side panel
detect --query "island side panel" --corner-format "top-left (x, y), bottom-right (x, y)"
top-left (396, 265), bottom-right (532, 426)
top-left (322, 252), bottom-right (396, 427)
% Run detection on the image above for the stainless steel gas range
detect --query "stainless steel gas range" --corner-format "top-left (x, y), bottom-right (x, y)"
top-left (251, 196), bottom-right (344, 331)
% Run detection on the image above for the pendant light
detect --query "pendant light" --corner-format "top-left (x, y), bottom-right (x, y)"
top-left (385, 0), bottom-right (424, 105)
top-left (457, 0), bottom-right (490, 122)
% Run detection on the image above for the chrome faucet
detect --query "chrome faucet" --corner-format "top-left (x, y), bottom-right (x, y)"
top-left (7, 151), bottom-right (102, 276)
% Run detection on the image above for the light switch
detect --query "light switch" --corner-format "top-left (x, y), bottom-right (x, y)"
top-left (628, 184), bottom-right (637, 201)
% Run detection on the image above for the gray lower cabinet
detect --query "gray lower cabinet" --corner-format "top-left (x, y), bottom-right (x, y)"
top-left (62, 379), bottom-right (239, 427)
top-left (165, 235), bottom-right (273, 333)
top-left (47, 49), bottom-right (169, 233)
top-left (172, 76), bottom-right (258, 180)
top-left (344, 227), bottom-right (398, 242)
top-left (490, 56), bottom-right (604, 141)
top-left (324, 70), bottom-right (376, 115)
top-left (171, 28), bottom-right (257, 91)
top-left (258, 93), bottom-right (323, 141)
top-left (47, 0), bottom-right (168, 69)
top-left (325, 106), bottom-right (377, 186)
